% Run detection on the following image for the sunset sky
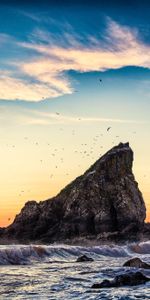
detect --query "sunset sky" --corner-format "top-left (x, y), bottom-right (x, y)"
top-left (0, 0), bottom-right (150, 227)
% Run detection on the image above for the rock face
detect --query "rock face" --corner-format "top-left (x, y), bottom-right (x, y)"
top-left (2, 142), bottom-right (146, 242)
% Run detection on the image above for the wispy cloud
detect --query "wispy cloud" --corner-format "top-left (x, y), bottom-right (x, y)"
top-left (19, 11), bottom-right (43, 23)
top-left (17, 110), bottom-right (149, 125)
top-left (0, 19), bottom-right (150, 102)
top-left (0, 72), bottom-right (68, 101)
top-left (0, 104), bottom-right (148, 125)
top-left (0, 33), bottom-right (13, 45)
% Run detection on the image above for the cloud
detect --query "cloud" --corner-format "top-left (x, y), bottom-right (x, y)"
top-left (0, 33), bottom-right (14, 45)
top-left (0, 19), bottom-right (150, 101)
top-left (18, 110), bottom-right (149, 125)
top-left (19, 11), bottom-right (43, 22)
top-left (0, 72), bottom-right (69, 101)
top-left (0, 104), bottom-right (148, 125)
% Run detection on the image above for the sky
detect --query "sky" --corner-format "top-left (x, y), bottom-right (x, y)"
top-left (0, 0), bottom-right (150, 227)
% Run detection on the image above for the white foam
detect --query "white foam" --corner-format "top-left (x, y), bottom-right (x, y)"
top-left (0, 241), bottom-right (149, 265)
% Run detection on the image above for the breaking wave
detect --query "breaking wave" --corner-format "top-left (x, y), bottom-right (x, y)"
top-left (0, 241), bottom-right (149, 265)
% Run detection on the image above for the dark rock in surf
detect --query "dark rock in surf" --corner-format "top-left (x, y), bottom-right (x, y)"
top-left (76, 254), bottom-right (94, 262)
top-left (2, 142), bottom-right (146, 242)
top-left (143, 222), bottom-right (150, 239)
top-left (91, 271), bottom-right (150, 288)
top-left (123, 257), bottom-right (150, 269)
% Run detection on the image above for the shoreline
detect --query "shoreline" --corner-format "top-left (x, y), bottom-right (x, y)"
top-left (0, 236), bottom-right (149, 246)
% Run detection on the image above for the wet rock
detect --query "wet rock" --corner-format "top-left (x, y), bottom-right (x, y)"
top-left (2, 142), bottom-right (146, 242)
top-left (91, 271), bottom-right (150, 288)
top-left (76, 254), bottom-right (94, 262)
top-left (143, 223), bottom-right (150, 239)
top-left (123, 257), bottom-right (150, 269)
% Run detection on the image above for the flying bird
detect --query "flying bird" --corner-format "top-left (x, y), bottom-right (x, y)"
top-left (99, 79), bottom-right (102, 83)
top-left (107, 127), bottom-right (111, 132)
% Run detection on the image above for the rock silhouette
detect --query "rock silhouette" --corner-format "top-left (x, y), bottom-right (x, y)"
top-left (91, 271), bottom-right (150, 288)
top-left (76, 255), bottom-right (94, 262)
top-left (123, 257), bottom-right (150, 269)
top-left (1, 142), bottom-right (146, 242)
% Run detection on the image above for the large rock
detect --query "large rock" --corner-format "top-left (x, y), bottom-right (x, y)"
top-left (2, 142), bottom-right (146, 242)
top-left (76, 254), bottom-right (94, 262)
top-left (123, 257), bottom-right (150, 269)
top-left (91, 271), bottom-right (150, 288)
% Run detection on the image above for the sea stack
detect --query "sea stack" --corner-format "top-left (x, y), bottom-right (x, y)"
top-left (2, 142), bottom-right (146, 242)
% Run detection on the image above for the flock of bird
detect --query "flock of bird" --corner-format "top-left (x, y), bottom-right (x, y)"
top-left (7, 122), bottom-right (138, 223)
top-left (14, 121), bottom-right (113, 203)
top-left (6, 78), bottom-right (139, 222)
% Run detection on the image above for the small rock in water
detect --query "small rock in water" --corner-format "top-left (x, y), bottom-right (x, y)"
top-left (76, 254), bottom-right (94, 262)
top-left (123, 257), bottom-right (150, 269)
top-left (91, 271), bottom-right (150, 288)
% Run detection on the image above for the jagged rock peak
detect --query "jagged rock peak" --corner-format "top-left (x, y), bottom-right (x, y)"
top-left (85, 142), bottom-right (133, 178)
top-left (3, 142), bottom-right (146, 242)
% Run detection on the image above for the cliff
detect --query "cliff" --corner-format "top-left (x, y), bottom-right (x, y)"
top-left (1, 142), bottom-right (146, 242)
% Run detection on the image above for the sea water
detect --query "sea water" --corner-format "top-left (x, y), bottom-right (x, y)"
top-left (0, 241), bottom-right (150, 299)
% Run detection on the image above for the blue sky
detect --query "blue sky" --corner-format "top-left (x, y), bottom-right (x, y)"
top-left (0, 1), bottom-right (150, 103)
top-left (0, 1), bottom-right (150, 226)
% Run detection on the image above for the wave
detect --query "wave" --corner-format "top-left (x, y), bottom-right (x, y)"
top-left (0, 241), bottom-right (149, 265)
top-left (129, 241), bottom-right (150, 254)
top-left (0, 245), bottom-right (49, 265)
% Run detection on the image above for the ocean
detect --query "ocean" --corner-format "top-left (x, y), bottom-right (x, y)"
top-left (0, 242), bottom-right (150, 299)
